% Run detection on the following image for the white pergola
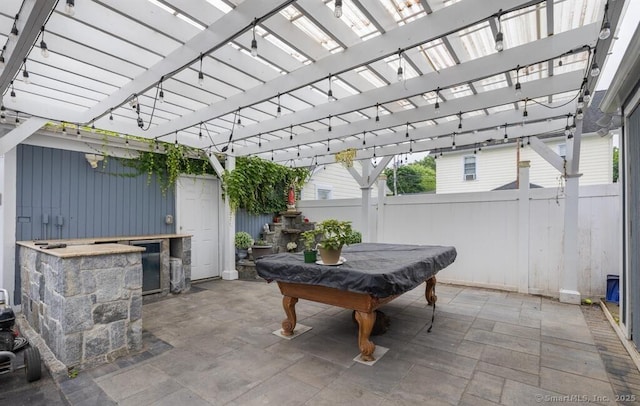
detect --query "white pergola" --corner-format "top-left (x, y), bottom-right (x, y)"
top-left (0, 0), bottom-right (626, 301)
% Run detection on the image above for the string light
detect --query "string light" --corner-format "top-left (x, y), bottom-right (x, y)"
top-left (576, 108), bottom-right (584, 120)
top-left (328, 116), bottom-right (332, 132)
top-left (109, 108), bottom-right (114, 121)
top-left (583, 88), bottom-right (591, 103)
top-left (334, 0), bottom-right (343, 18)
top-left (199, 122), bottom-right (203, 139)
top-left (40, 26), bottom-right (49, 58)
top-left (0, 46), bottom-right (6, 69)
top-left (452, 132), bottom-right (456, 150)
top-left (396, 49), bottom-right (404, 82)
top-left (327, 139), bottom-right (330, 152)
top-left (599, 4), bottom-right (611, 40)
top-left (514, 65), bottom-right (521, 95)
top-left (564, 114), bottom-right (572, 137)
top-left (22, 59), bottom-right (30, 84)
top-left (405, 122), bottom-right (409, 138)
top-left (503, 123), bottom-right (508, 143)
top-left (76, 124), bottom-right (81, 139)
top-left (10, 81), bottom-right (16, 101)
top-left (375, 103), bottom-right (380, 122)
top-left (495, 9), bottom-right (504, 52)
top-left (590, 49), bottom-right (600, 77)
top-left (434, 87), bottom-right (440, 110)
top-left (362, 131), bottom-right (366, 145)
top-left (10, 15), bottom-right (19, 40)
top-left (276, 93), bottom-right (282, 116)
top-left (0, 105), bottom-right (5, 123)
top-left (258, 133), bottom-right (262, 148)
top-left (159, 77), bottom-right (165, 103)
top-left (175, 130), bottom-right (178, 145)
top-left (290, 124), bottom-right (294, 140)
top-left (327, 74), bottom-right (336, 102)
top-left (250, 18), bottom-right (258, 57)
top-left (15, 111), bottom-right (20, 126)
top-left (236, 108), bottom-right (243, 127)
top-left (198, 53), bottom-right (204, 86)
top-left (65, 0), bottom-right (75, 16)
top-left (457, 111), bottom-right (463, 130)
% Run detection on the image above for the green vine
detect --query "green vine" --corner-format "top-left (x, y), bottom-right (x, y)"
top-left (223, 156), bottom-right (310, 215)
top-left (120, 143), bottom-right (215, 194)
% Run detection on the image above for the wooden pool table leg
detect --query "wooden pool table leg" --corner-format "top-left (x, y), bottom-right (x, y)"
top-left (425, 276), bottom-right (437, 305)
top-left (354, 310), bottom-right (377, 362)
top-left (281, 296), bottom-right (298, 336)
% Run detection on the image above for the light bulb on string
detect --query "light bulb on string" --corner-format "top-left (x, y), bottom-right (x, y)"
top-left (434, 87), bottom-right (440, 110)
top-left (396, 49), bottom-right (404, 82)
top-left (22, 59), bottom-right (30, 84)
top-left (276, 93), bottom-right (281, 116)
top-left (495, 9), bottom-right (504, 52)
top-left (198, 54), bottom-right (204, 86)
top-left (10, 15), bottom-right (19, 40)
top-left (503, 123), bottom-right (508, 143)
top-left (0, 105), bottom-right (6, 123)
top-left (362, 131), bottom-right (366, 145)
top-left (327, 74), bottom-right (336, 102)
top-left (514, 65), bottom-right (521, 95)
top-left (250, 19), bottom-right (258, 57)
top-left (451, 133), bottom-right (456, 150)
top-left (375, 103), bottom-right (380, 122)
top-left (599, 4), bottom-right (611, 40)
top-left (10, 81), bottom-right (16, 101)
top-left (40, 26), bottom-right (49, 58)
top-left (65, 0), bottom-right (75, 16)
top-left (405, 122), bottom-right (409, 138)
top-left (334, 0), bottom-right (343, 18)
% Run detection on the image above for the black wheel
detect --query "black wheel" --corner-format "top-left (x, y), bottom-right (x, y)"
top-left (24, 346), bottom-right (41, 382)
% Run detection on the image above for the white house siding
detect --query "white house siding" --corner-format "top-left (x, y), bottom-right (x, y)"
top-left (301, 161), bottom-right (378, 200)
top-left (436, 133), bottom-right (613, 193)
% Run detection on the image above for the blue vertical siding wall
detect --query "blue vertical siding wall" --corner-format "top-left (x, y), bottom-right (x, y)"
top-left (16, 145), bottom-right (176, 241)
top-left (235, 209), bottom-right (272, 241)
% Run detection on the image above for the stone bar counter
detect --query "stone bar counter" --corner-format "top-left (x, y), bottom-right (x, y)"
top-left (17, 241), bottom-right (145, 369)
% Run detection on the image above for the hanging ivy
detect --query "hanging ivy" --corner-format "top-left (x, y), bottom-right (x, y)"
top-left (119, 143), bottom-right (215, 194)
top-left (223, 156), bottom-right (310, 215)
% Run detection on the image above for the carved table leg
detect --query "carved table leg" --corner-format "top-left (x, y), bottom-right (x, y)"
top-left (425, 276), bottom-right (437, 305)
top-left (354, 310), bottom-right (377, 362)
top-left (281, 296), bottom-right (298, 336)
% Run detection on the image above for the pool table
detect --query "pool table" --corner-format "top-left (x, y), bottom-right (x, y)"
top-left (255, 243), bottom-right (457, 361)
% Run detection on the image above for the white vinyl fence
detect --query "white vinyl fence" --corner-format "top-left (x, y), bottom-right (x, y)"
top-left (298, 183), bottom-right (620, 298)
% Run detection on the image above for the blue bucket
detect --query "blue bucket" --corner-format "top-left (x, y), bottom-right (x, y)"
top-left (606, 274), bottom-right (619, 304)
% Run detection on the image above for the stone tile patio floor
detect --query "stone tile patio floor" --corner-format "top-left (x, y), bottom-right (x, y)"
top-left (4, 279), bottom-right (640, 405)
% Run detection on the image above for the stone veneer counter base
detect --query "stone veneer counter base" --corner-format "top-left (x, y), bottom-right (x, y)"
top-left (18, 242), bottom-right (145, 371)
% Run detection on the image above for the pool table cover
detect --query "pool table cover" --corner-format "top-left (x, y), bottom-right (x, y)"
top-left (255, 243), bottom-right (457, 297)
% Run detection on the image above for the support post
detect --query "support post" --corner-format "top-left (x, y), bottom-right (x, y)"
top-left (360, 163), bottom-right (371, 242)
top-left (221, 155), bottom-right (238, 280)
top-left (0, 149), bottom-right (17, 304)
top-left (560, 174), bottom-right (581, 304)
top-left (517, 161), bottom-right (530, 294)
top-left (376, 175), bottom-right (387, 243)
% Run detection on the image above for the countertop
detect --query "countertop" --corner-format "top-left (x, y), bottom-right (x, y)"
top-left (16, 234), bottom-right (190, 259)
top-left (16, 242), bottom-right (145, 259)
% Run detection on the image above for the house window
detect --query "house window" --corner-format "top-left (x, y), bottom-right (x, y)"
top-left (558, 143), bottom-right (566, 159)
top-left (463, 156), bottom-right (476, 181)
top-left (316, 185), bottom-right (332, 199)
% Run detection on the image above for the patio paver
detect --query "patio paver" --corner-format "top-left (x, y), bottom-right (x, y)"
top-left (16, 280), bottom-right (640, 405)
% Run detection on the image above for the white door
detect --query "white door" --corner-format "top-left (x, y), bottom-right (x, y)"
top-left (176, 175), bottom-right (220, 280)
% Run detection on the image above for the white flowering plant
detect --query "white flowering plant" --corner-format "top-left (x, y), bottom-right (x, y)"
top-left (286, 241), bottom-right (297, 252)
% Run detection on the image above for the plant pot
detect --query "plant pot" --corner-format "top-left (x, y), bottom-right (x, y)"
top-left (318, 246), bottom-right (342, 265)
top-left (251, 245), bottom-right (273, 260)
top-left (237, 248), bottom-right (248, 260)
top-left (303, 250), bottom-right (317, 263)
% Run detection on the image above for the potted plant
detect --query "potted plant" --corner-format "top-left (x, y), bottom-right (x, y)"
top-left (315, 219), bottom-right (353, 265)
top-left (251, 239), bottom-right (273, 260)
top-left (235, 231), bottom-right (253, 260)
top-left (301, 230), bottom-right (318, 263)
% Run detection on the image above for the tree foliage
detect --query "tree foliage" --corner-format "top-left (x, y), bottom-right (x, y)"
top-left (383, 155), bottom-right (437, 195)
top-left (613, 146), bottom-right (619, 183)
